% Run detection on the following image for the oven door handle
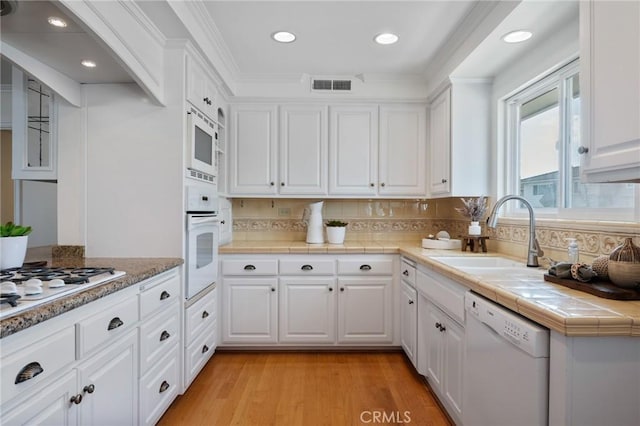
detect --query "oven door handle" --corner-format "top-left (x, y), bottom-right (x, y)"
top-left (188, 215), bottom-right (218, 229)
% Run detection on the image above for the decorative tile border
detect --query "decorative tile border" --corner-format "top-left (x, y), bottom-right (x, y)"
top-left (233, 218), bottom-right (449, 235)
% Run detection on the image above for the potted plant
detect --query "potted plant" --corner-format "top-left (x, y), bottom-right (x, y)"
top-left (325, 220), bottom-right (348, 244)
top-left (1, 222), bottom-right (32, 269)
top-left (455, 196), bottom-right (487, 236)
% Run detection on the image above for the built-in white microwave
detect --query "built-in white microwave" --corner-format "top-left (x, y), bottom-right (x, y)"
top-left (187, 106), bottom-right (217, 179)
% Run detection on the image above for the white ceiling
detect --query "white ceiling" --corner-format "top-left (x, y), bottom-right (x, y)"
top-left (0, 1), bottom-right (133, 85)
top-left (203, 0), bottom-right (477, 80)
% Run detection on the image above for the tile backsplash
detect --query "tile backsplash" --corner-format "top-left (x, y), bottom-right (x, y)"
top-left (230, 198), bottom-right (639, 263)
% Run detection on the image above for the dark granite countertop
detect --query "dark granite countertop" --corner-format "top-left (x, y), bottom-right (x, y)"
top-left (1, 256), bottom-right (183, 338)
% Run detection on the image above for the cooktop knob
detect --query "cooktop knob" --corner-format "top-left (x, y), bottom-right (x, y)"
top-left (0, 281), bottom-right (18, 295)
top-left (48, 279), bottom-right (65, 288)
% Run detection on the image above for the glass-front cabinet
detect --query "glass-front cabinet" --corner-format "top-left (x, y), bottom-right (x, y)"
top-left (11, 67), bottom-right (57, 180)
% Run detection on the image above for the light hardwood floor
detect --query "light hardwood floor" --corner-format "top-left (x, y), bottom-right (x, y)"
top-left (158, 351), bottom-right (452, 426)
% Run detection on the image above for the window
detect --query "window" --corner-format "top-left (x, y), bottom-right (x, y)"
top-left (506, 59), bottom-right (636, 219)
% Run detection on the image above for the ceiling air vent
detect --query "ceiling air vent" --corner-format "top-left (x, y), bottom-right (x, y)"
top-left (311, 78), bottom-right (353, 93)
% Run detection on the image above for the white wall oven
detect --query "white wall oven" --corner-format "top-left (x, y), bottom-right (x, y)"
top-left (186, 106), bottom-right (218, 180)
top-left (185, 179), bottom-right (219, 299)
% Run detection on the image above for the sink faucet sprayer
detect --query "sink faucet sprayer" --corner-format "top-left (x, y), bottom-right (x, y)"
top-left (486, 195), bottom-right (544, 267)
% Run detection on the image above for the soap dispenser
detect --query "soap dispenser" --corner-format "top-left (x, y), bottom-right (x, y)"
top-left (565, 238), bottom-right (579, 263)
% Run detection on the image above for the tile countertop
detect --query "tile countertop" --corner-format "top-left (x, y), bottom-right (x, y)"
top-left (221, 241), bottom-right (640, 337)
top-left (0, 257), bottom-right (183, 338)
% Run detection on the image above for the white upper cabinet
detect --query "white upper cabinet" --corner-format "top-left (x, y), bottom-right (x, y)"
top-left (11, 67), bottom-right (57, 180)
top-left (428, 81), bottom-right (491, 197)
top-left (329, 105), bottom-right (379, 196)
top-left (229, 104), bottom-right (278, 195)
top-left (186, 54), bottom-right (217, 120)
top-left (379, 105), bottom-right (427, 196)
top-left (279, 105), bottom-right (328, 195)
top-left (580, 0), bottom-right (640, 183)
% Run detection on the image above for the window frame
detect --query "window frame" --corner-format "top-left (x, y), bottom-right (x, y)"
top-left (503, 58), bottom-right (637, 222)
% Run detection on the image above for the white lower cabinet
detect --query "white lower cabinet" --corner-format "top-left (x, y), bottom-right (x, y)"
top-left (222, 277), bottom-right (278, 343)
top-left (337, 277), bottom-right (393, 343)
top-left (0, 370), bottom-right (78, 425)
top-left (184, 286), bottom-right (217, 388)
top-left (140, 346), bottom-right (180, 426)
top-left (77, 329), bottom-right (139, 426)
top-left (279, 277), bottom-right (337, 343)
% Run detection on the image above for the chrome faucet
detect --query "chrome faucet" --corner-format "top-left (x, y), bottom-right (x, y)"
top-left (486, 195), bottom-right (544, 267)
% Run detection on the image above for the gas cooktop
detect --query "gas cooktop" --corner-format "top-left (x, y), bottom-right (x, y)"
top-left (0, 264), bottom-right (126, 319)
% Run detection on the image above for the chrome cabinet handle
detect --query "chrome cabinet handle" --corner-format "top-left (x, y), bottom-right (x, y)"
top-left (83, 384), bottom-right (95, 394)
top-left (402, 270), bottom-right (409, 276)
top-left (359, 264), bottom-right (372, 271)
top-left (578, 146), bottom-right (589, 154)
top-left (244, 264), bottom-right (256, 271)
top-left (202, 345), bottom-right (209, 354)
top-left (70, 394), bottom-right (83, 405)
top-left (301, 264), bottom-right (313, 271)
top-left (15, 362), bottom-right (44, 384)
top-left (160, 290), bottom-right (171, 300)
top-left (159, 381), bottom-right (170, 393)
top-left (108, 317), bottom-right (123, 331)
top-left (160, 330), bottom-right (171, 342)
top-left (202, 310), bottom-right (210, 319)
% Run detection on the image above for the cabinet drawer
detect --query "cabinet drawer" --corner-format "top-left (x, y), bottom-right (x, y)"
top-left (416, 269), bottom-right (466, 324)
top-left (185, 324), bottom-right (216, 387)
top-left (1, 326), bottom-right (75, 402)
top-left (78, 296), bottom-right (139, 357)
top-left (280, 259), bottom-right (335, 275)
top-left (185, 287), bottom-right (217, 346)
top-left (140, 271), bottom-right (181, 318)
top-left (222, 259), bottom-right (278, 275)
top-left (401, 259), bottom-right (416, 287)
top-left (337, 259), bottom-right (393, 275)
top-left (140, 346), bottom-right (180, 426)
top-left (139, 303), bottom-right (180, 374)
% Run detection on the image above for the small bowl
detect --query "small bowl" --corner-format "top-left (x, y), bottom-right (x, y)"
top-left (608, 261), bottom-right (640, 288)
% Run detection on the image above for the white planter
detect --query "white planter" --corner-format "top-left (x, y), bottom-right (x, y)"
top-left (326, 226), bottom-right (346, 244)
top-left (1, 235), bottom-right (29, 269)
top-left (468, 221), bottom-right (482, 236)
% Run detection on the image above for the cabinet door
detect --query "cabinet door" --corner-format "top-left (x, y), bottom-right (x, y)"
top-left (424, 302), bottom-right (444, 392)
top-left (443, 318), bottom-right (464, 419)
top-left (222, 277), bottom-right (278, 343)
top-left (329, 105), bottom-right (378, 195)
top-left (279, 277), bottom-right (336, 343)
top-left (337, 277), bottom-right (392, 343)
top-left (77, 329), bottom-right (138, 426)
top-left (229, 105), bottom-right (278, 195)
top-left (1, 370), bottom-right (78, 426)
top-left (279, 105), bottom-right (328, 195)
top-left (428, 88), bottom-right (451, 195)
top-left (580, 1), bottom-right (640, 182)
top-left (186, 55), bottom-right (216, 118)
top-left (219, 197), bottom-right (232, 245)
top-left (379, 105), bottom-right (427, 196)
top-left (400, 281), bottom-right (418, 366)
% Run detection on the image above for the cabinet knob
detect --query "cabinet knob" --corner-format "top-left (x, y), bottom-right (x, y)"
top-left (159, 381), bottom-right (170, 393)
top-left (202, 310), bottom-right (210, 319)
top-left (380, 182), bottom-right (385, 187)
top-left (244, 264), bottom-right (256, 271)
top-left (160, 290), bottom-right (171, 300)
top-left (440, 325), bottom-right (446, 332)
top-left (221, 220), bottom-right (226, 225)
top-left (107, 317), bottom-right (124, 331)
top-left (328, 287), bottom-right (333, 292)
top-left (402, 270), bottom-right (409, 276)
top-left (202, 196), bottom-right (208, 201)
top-left (441, 178), bottom-right (447, 183)
top-left (271, 287), bottom-right (276, 292)
top-left (370, 183), bottom-right (375, 187)
top-left (83, 384), bottom-right (95, 394)
top-left (270, 182), bottom-right (275, 186)
top-left (301, 264), bottom-right (313, 271)
top-left (578, 146), bottom-right (589, 154)
top-left (15, 362), bottom-right (43, 384)
top-left (160, 330), bottom-right (171, 342)
top-left (281, 182), bottom-right (285, 186)
top-left (408, 300), bottom-right (414, 305)
top-left (70, 394), bottom-right (83, 405)
top-left (203, 97), bottom-right (212, 106)
top-left (434, 322), bottom-right (441, 330)
top-left (340, 287), bottom-right (345, 292)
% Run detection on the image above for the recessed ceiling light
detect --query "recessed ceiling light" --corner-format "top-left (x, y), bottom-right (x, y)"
top-left (81, 60), bottom-right (97, 68)
top-left (501, 30), bottom-right (533, 43)
top-left (272, 31), bottom-right (296, 43)
top-left (374, 33), bottom-right (399, 45)
top-left (47, 16), bottom-right (67, 28)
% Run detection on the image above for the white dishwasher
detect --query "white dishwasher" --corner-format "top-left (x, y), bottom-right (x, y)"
top-left (463, 291), bottom-right (549, 426)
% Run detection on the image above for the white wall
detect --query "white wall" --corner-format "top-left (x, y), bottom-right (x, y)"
top-left (490, 17), bottom-right (580, 197)
top-left (19, 180), bottom-right (57, 247)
